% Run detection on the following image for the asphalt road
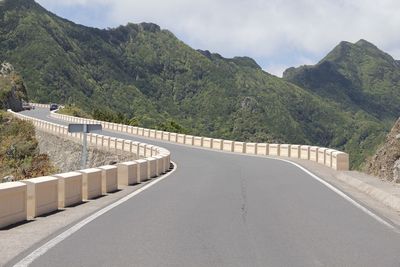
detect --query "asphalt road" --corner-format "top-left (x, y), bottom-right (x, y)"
top-left (13, 108), bottom-right (400, 266)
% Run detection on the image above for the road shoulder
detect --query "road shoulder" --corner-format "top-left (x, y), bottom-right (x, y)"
top-left (284, 157), bottom-right (400, 227)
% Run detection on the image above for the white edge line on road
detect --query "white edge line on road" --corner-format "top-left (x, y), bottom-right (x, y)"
top-left (272, 157), bottom-right (397, 231)
top-left (13, 162), bottom-right (178, 267)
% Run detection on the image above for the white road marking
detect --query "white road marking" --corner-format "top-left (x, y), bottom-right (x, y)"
top-left (272, 157), bottom-right (397, 231)
top-left (13, 162), bottom-right (177, 267)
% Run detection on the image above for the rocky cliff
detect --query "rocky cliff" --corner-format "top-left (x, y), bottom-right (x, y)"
top-left (365, 118), bottom-right (400, 182)
top-left (0, 62), bottom-right (28, 111)
top-left (35, 130), bottom-right (134, 173)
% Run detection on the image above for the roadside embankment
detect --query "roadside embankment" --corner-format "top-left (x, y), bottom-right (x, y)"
top-left (36, 130), bottom-right (134, 173)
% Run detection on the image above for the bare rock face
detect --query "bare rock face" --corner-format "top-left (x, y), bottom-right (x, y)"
top-left (240, 96), bottom-right (258, 113)
top-left (2, 175), bottom-right (15, 183)
top-left (0, 62), bottom-right (28, 111)
top-left (35, 130), bottom-right (134, 173)
top-left (394, 159), bottom-right (400, 183)
top-left (0, 62), bottom-right (14, 75)
top-left (365, 118), bottom-right (400, 182)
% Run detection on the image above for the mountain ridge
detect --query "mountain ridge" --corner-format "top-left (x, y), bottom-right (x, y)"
top-left (0, 0), bottom-right (396, 168)
top-left (283, 39), bottom-right (400, 119)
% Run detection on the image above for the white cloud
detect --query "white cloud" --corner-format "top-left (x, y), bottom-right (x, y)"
top-left (36, 0), bottom-right (400, 75)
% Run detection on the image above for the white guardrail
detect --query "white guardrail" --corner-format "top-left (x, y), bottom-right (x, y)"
top-left (49, 106), bottom-right (349, 172)
top-left (0, 108), bottom-right (171, 229)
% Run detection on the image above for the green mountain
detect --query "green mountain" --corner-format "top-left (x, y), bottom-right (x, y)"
top-left (283, 40), bottom-right (400, 120)
top-left (0, 0), bottom-right (391, 168)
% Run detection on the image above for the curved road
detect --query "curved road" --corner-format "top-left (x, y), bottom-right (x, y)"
top-left (12, 108), bottom-right (400, 266)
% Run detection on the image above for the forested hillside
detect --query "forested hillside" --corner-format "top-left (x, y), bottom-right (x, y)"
top-left (1, 0), bottom-right (397, 168)
top-left (283, 39), bottom-right (400, 120)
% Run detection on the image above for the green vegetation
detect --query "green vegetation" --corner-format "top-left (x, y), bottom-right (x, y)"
top-left (0, 111), bottom-right (56, 181)
top-left (156, 120), bottom-right (188, 134)
top-left (0, 65), bottom-right (28, 111)
top-left (1, 0), bottom-right (398, 168)
top-left (58, 104), bottom-right (91, 118)
top-left (283, 40), bottom-right (400, 120)
top-left (59, 105), bottom-right (187, 133)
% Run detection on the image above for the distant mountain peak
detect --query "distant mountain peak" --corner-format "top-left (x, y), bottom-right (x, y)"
top-left (319, 39), bottom-right (394, 66)
top-left (338, 40), bottom-right (352, 47)
top-left (0, 0), bottom-right (40, 11)
top-left (355, 39), bottom-right (378, 49)
top-left (197, 50), bottom-right (261, 69)
top-left (138, 22), bottom-right (161, 33)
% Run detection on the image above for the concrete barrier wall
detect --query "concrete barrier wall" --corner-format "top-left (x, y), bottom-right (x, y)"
top-left (146, 145), bottom-right (153, 157)
top-left (269, 144), bottom-right (280, 156)
top-left (170, 133), bottom-right (178, 142)
top-left (162, 131), bottom-right (170, 141)
top-left (310, 146), bottom-right (318, 162)
top-left (123, 140), bottom-right (131, 153)
top-left (55, 172), bottom-right (83, 208)
top-left (325, 149), bottom-right (335, 168)
top-left (332, 152), bottom-right (349, 171)
top-left (156, 131), bottom-right (163, 140)
top-left (194, 136), bottom-right (203, 147)
top-left (23, 176), bottom-right (58, 219)
top-left (212, 139), bottom-right (223, 150)
top-left (97, 165), bottom-right (118, 194)
top-left (280, 144), bottom-right (291, 157)
top-left (0, 182), bottom-right (27, 229)
top-left (79, 169), bottom-right (103, 201)
top-left (318, 148), bottom-right (328, 165)
top-left (203, 138), bottom-right (212, 148)
top-left (257, 143), bottom-right (268, 155)
top-left (136, 159), bottom-right (149, 182)
top-left (245, 143), bottom-right (257, 155)
top-left (154, 155), bottom-right (164, 176)
top-left (300, 146), bottom-right (310, 160)
top-left (147, 158), bottom-right (157, 178)
top-left (117, 162), bottom-right (139, 186)
top-left (139, 143), bottom-right (147, 157)
top-left (223, 140), bottom-right (234, 152)
top-left (132, 142), bottom-right (140, 156)
top-left (116, 139), bottom-right (124, 150)
top-left (234, 142), bottom-right (245, 153)
top-left (177, 134), bottom-right (185, 144)
top-left (290, 145), bottom-right (300, 159)
top-left (185, 135), bottom-right (194, 145)
top-left (30, 103), bottom-right (50, 108)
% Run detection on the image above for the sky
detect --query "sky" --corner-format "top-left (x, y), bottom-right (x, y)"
top-left (36, 0), bottom-right (400, 77)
